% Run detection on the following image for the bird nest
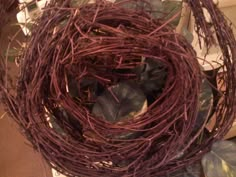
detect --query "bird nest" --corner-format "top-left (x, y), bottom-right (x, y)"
top-left (0, 0), bottom-right (236, 176)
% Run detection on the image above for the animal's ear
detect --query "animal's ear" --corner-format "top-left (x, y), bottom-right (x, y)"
top-left (201, 140), bottom-right (236, 177)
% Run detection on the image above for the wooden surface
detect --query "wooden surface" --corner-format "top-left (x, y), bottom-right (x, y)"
top-left (0, 12), bottom-right (52, 177)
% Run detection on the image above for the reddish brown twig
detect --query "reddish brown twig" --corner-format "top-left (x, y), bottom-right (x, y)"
top-left (0, 0), bottom-right (235, 176)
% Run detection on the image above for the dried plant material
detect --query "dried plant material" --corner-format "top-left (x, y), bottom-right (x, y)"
top-left (0, 0), bottom-right (235, 177)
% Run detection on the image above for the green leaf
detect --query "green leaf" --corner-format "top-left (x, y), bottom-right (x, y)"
top-left (7, 56), bottom-right (15, 62)
top-left (5, 49), bottom-right (19, 56)
top-left (4, 49), bottom-right (20, 62)
top-left (202, 141), bottom-right (236, 177)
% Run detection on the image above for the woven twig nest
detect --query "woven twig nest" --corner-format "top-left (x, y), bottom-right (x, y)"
top-left (0, 0), bottom-right (236, 176)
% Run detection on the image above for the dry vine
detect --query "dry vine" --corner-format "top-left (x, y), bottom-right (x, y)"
top-left (0, 0), bottom-right (235, 176)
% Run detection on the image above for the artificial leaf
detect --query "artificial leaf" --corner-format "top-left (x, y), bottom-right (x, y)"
top-left (47, 115), bottom-right (65, 135)
top-left (192, 79), bottom-right (213, 135)
top-left (182, 26), bottom-right (194, 44)
top-left (4, 49), bottom-right (21, 62)
top-left (168, 162), bottom-right (204, 177)
top-left (5, 48), bottom-right (19, 56)
top-left (92, 82), bottom-right (147, 139)
top-left (7, 55), bottom-right (15, 62)
top-left (92, 82), bottom-right (147, 123)
top-left (115, 0), bottom-right (182, 26)
top-left (139, 58), bottom-right (167, 104)
top-left (202, 140), bottom-right (236, 177)
top-left (47, 106), bottom-right (83, 139)
top-left (150, 0), bottom-right (182, 26)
